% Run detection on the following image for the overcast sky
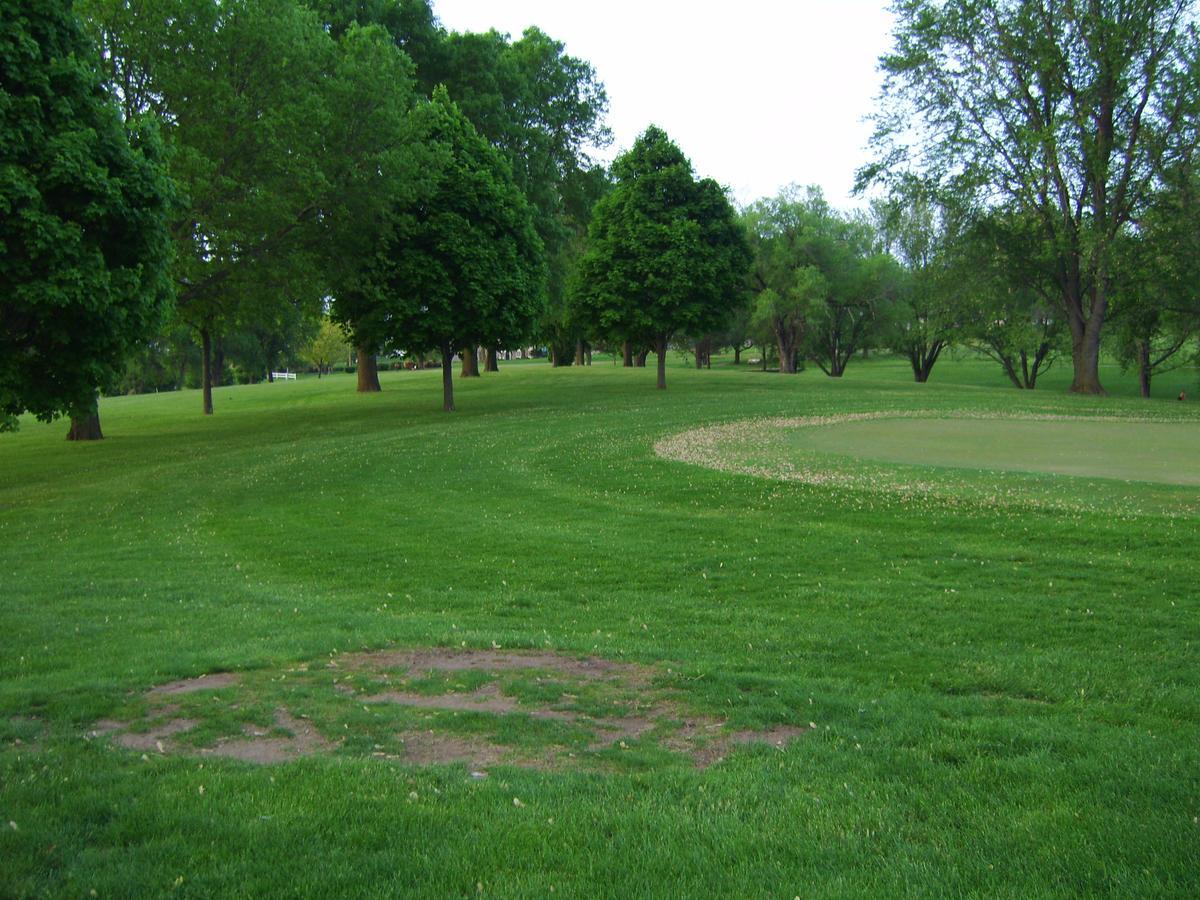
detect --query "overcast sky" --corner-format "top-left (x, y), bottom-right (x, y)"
top-left (431, 1), bottom-right (896, 210)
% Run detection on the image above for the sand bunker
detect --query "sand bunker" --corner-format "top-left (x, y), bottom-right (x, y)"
top-left (93, 649), bottom-right (807, 772)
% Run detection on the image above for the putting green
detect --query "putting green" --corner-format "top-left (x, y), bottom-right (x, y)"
top-left (784, 416), bottom-right (1200, 485)
top-left (655, 411), bottom-right (1200, 515)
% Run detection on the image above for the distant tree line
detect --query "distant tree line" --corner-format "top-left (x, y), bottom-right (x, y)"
top-left (3, 0), bottom-right (1198, 440)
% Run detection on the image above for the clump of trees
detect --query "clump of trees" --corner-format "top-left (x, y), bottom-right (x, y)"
top-left (333, 88), bottom-right (546, 411)
top-left (861, 0), bottom-right (1200, 395)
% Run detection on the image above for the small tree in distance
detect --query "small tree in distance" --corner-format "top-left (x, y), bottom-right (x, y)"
top-left (573, 126), bottom-right (749, 389)
top-left (304, 318), bottom-right (350, 377)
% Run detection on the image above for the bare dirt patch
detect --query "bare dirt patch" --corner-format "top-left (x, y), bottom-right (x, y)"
top-left (95, 649), bottom-right (807, 770)
top-left (114, 718), bottom-right (200, 752)
top-left (147, 672), bottom-right (239, 697)
top-left (201, 710), bottom-right (336, 764)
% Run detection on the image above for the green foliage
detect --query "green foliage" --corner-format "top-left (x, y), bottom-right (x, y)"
top-left (0, 0), bottom-right (173, 430)
top-left (337, 88), bottom-right (545, 402)
top-left (872, 185), bottom-right (970, 381)
top-left (573, 126), bottom-right (749, 384)
top-left (863, 0), bottom-right (1200, 392)
top-left (303, 318), bottom-right (351, 375)
top-left (956, 211), bottom-right (1069, 390)
top-left (743, 187), bottom-right (896, 378)
top-left (1109, 171), bottom-right (1200, 393)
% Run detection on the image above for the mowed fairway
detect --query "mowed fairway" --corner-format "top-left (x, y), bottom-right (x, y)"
top-left (1, 358), bottom-right (1198, 896)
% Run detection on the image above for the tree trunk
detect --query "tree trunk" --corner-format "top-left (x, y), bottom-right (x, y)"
top-left (1066, 282), bottom-right (1106, 394)
top-left (485, 347), bottom-right (499, 372)
top-left (734, 345), bottom-right (741, 365)
top-left (634, 348), bottom-right (648, 367)
top-left (574, 339), bottom-right (585, 366)
top-left (67, 397), bottom-right (103, 441)
top-left (777, 333), bottom-right (797, 374)
top-left (1137, 340), bottom-right (1151, 398)
top-left (200, 327), bottom-right (214, 415)
top-left (442, 345), bottom-right (455, 412)
top-left (460, 347), bottom-right (480, 377)
top-left (655, 335), bottom-right (668, 389)
top-left (695, 340), bottom-right (704, 370)
top-left (356, 344), bottom-right (381, 392)
top-left (622, 341), bottom-right (633, 367)
top-left (1068, 325), bottom-right (1105, 394)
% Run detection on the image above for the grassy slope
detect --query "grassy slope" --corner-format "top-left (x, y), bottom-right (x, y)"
top-left (1, 354), bottom-right (1198, 896)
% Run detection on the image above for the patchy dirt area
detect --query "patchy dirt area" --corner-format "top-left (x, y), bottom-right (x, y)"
top-left (92, 648), bottom-right (808, 772)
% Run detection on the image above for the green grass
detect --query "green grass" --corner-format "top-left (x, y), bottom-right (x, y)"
top-left (2, 354), bottom-right (1199, 896)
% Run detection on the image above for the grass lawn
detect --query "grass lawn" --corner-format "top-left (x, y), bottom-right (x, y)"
top-left (1, 353), bottom-right (1198, 896)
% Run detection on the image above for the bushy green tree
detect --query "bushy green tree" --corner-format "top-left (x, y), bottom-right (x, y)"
top-left (573, 126), bottom-right (749, 389)
top-left (1, 0), bottom-right (173, 439)
top-left (958, 212), bottom-right (1067, 390)
top-left (338, 88), bottom-right (545, 411)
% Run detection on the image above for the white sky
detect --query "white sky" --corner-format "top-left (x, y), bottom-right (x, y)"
top-left (431, 1), bottom-right (896, 210)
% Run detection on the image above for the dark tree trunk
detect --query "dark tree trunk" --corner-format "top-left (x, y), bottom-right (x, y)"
top-left (485, 348), bottom-right (499, 372)
top-left (622, 341), bottom-right (634, 367)
top-left (586, 346), bottom-right (592, 365)
top-left (1137, 340), bottom-right (1151, 398)
top-left (734, 345), bottom-right (741, 365)
top-left (1068, 327), bottom-right (1105, 394)
top-left (356, 345), bottom-right (381, 392)
top-left (777, 334), bottom-right (797, 374)
top-left (460, 347), bottom-right (480, 377)
top-left (1066, 284), bottom-right (1106, 394)
top-left (200, 327), bottom-right (214, 415)
top-left (67, 398), bottom-right (103, 441)
top-left (655, 335), bottom-right (668, 389)
top-left (574, 339), bottom-right (585, 366)
top-left (910, 341), bottom-right (945, 383)
top-left (267, 370), bottom-right (275, 383)
top-left (442, 345), bottom-right (455, 411)
top-left (634, 348), bottom-right (648, 367)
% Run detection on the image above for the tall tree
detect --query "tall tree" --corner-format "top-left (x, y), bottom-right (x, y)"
top-left (1, 0), bottom-right (174, 439)
top-left (874, 187), bottom-right (966, 383)
top-left (338, 88), bottom-right (545, 411)
top-left (862, 0), bottom-right (1200, 394)
top-left (573, 126), bottom-right (750, 389)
